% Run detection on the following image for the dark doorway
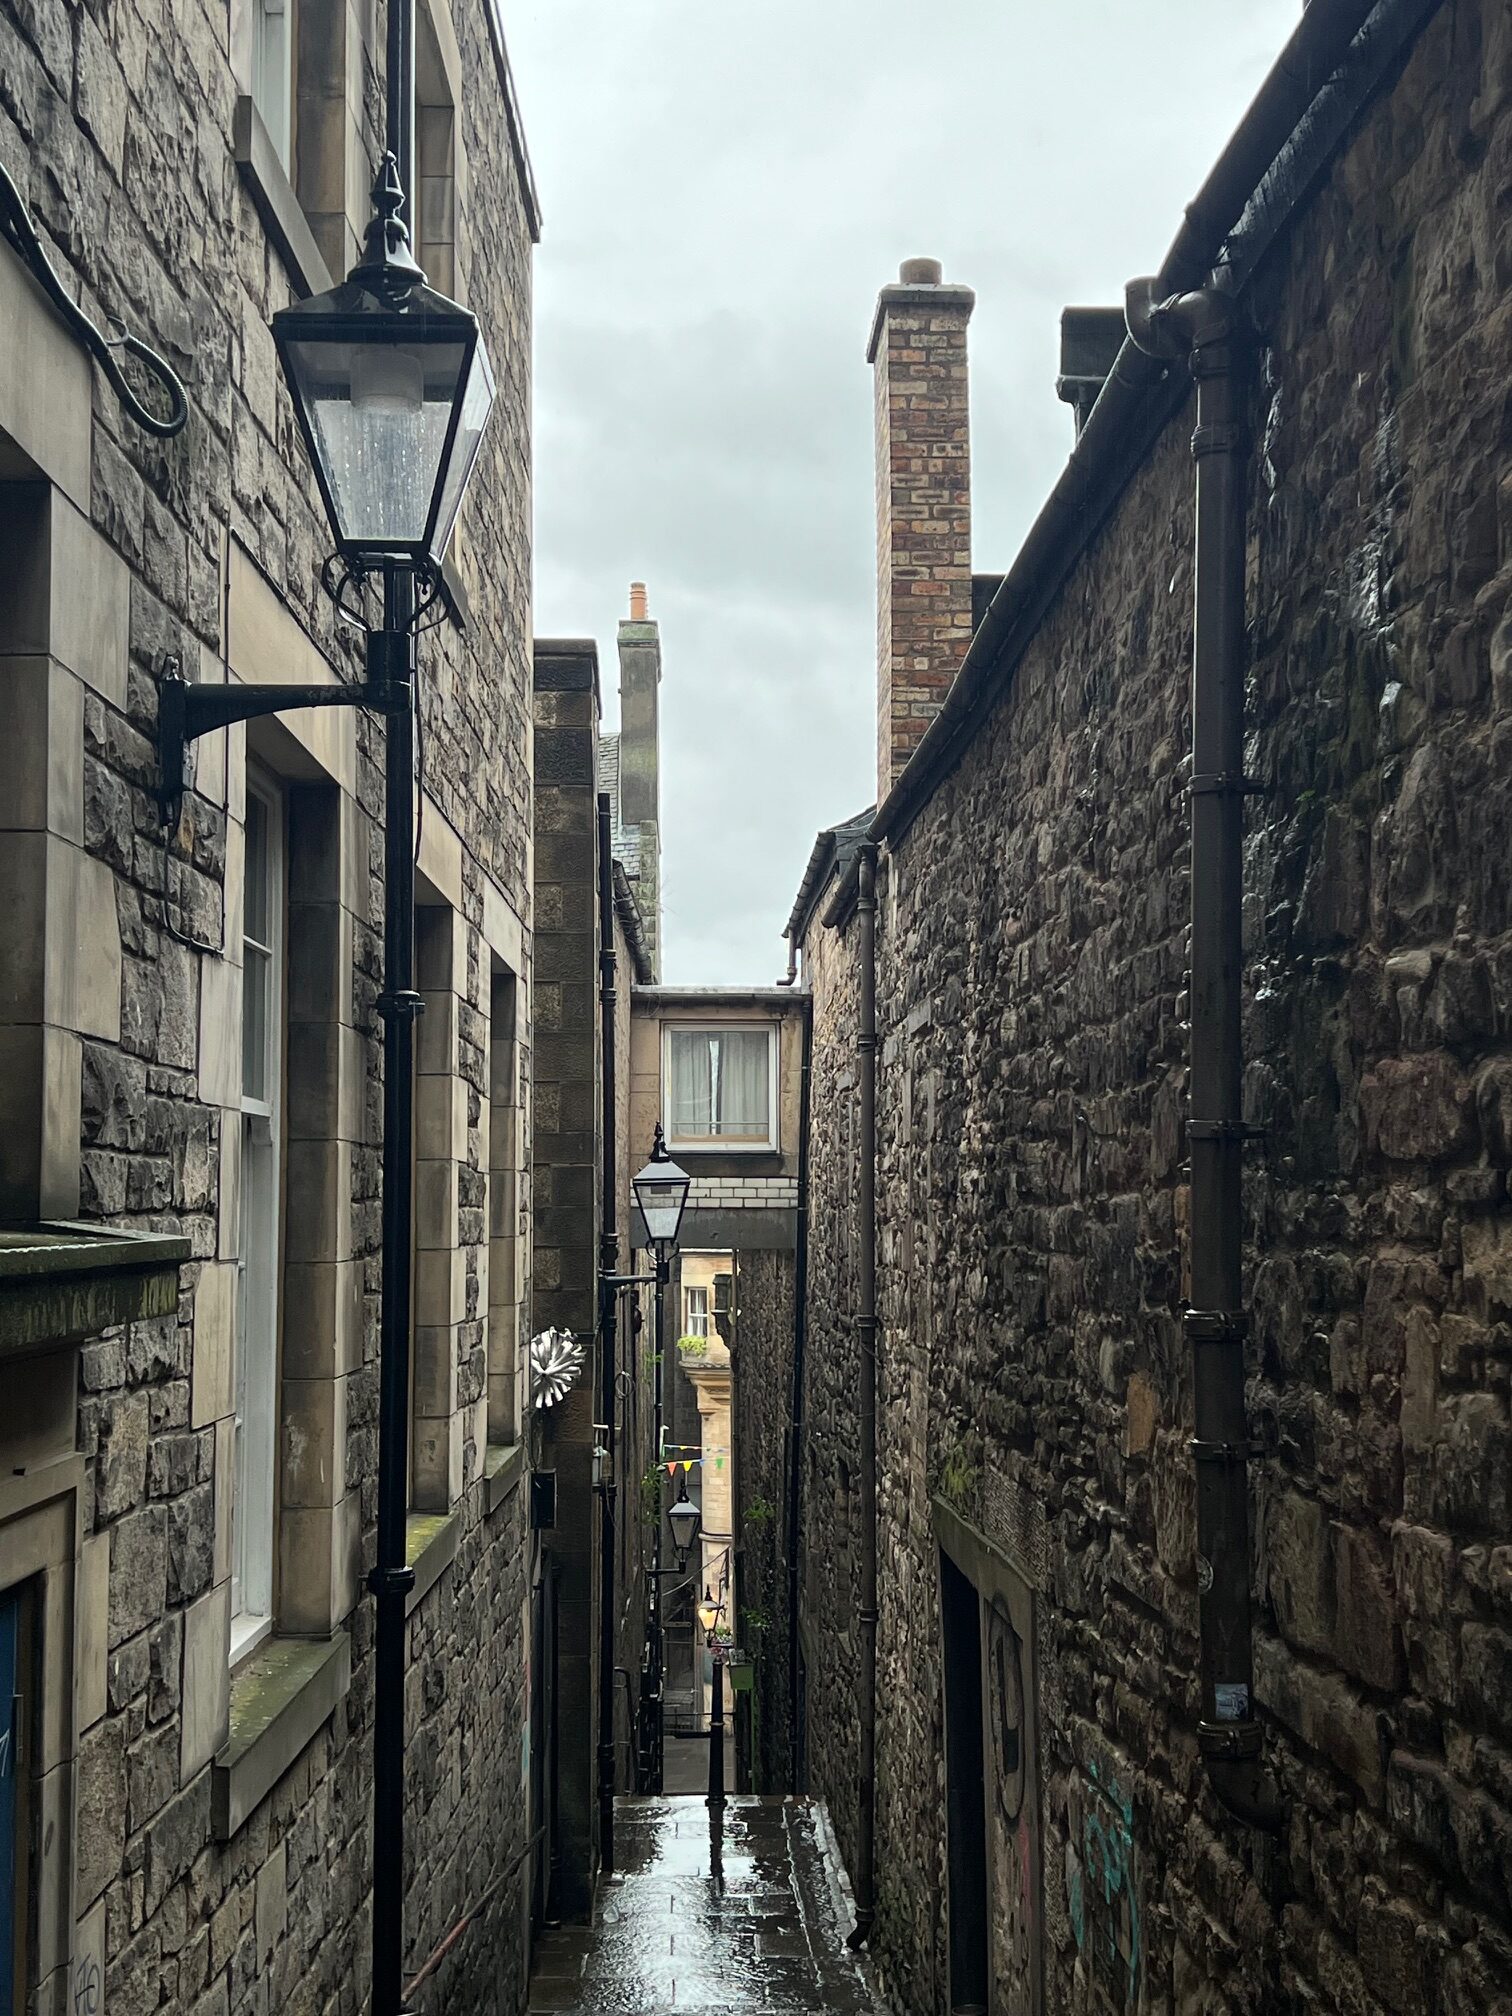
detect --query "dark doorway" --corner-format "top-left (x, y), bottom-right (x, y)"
top-left (941, 1550), bottom-right (988, 2014)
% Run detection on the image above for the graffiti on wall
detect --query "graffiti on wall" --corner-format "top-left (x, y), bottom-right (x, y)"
top-left (1065, 1760), bottom-right (1141, 2009)
top-left (987, 1598), bottom-right (1037, 2014)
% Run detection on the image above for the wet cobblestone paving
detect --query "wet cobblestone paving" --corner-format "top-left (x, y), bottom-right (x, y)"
top-left (528, 1797), bottom-right (884, 2014)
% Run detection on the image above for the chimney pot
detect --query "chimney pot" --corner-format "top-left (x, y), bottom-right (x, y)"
top-left (629, 582), bottom-right (648, 621)
top-left (899, 257), bottom-right (943, 286)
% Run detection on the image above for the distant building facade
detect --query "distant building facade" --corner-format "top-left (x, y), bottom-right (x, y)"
top-left (596, 585), bottom-right (664, 982)
top-left (628, 988), bottom-right (806, 1787)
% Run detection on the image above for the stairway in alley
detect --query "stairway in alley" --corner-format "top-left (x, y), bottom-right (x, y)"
top-left (527, 1797), bottom-right (884, 2014)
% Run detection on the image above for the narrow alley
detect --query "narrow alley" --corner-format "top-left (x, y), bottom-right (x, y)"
top-left (527, 1800), bottom-right (882, 2015)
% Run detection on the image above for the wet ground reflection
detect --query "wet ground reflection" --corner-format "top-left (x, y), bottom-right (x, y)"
top-left (527, 1797), bottom-right (882, 2014)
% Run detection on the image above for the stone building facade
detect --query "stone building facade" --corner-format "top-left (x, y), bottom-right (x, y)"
top-left (529, 638), bottom-right (652, 1911)
top-left (786, 4), bottom-right (1512, 2012)
top-left (0, 5), bottom-right (540, 2016)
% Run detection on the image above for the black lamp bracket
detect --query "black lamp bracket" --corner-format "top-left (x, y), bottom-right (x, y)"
top-left (156, 654), bottom-right (396, 828)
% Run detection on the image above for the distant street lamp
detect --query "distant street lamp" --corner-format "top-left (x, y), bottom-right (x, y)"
top-left (699, 1585), bottom-right (728, 1815)
top-left (667, 1484), bottom-right (701, 1568)
top-left (630, 1125), bottom-right (691, 1792)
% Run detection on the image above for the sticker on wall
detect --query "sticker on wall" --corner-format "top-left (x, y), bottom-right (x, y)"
top-left (1213, 1681), bottom-right (1249, 1721)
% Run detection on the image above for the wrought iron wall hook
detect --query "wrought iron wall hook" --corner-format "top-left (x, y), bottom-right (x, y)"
top-left (0, 159), bottom-right (188, 438)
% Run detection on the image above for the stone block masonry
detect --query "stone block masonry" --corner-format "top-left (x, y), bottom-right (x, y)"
top-left (795, 6), bottom-right (1512, 2012)
top-left (0, 1), bottom-right (540, 2014)
top-left (730, 1248), bottom-right (797, 1794)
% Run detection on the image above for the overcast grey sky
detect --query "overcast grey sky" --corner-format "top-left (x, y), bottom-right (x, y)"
top-left (507, 2), bottom-right (1300, 984)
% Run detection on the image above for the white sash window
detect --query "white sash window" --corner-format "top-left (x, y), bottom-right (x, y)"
top-left (232, 772), bottom-right (284, 1663)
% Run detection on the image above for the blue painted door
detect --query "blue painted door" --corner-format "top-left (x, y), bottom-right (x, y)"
top-left (0, 1587), bottom-right (18, 2016)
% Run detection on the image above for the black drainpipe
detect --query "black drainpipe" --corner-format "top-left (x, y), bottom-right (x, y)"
top-left (1127, 281), bottom-right (1282, 1831)
top-left (785, 964), bottom-right (813, 1789)
top-left (596, 795), bottom-right (620, 1870)
top-left (848, 843), bottom-right (880, 1944)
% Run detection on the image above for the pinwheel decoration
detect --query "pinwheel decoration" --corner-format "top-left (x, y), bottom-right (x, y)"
top-left (530, 1327), bottom-right (586, 1410)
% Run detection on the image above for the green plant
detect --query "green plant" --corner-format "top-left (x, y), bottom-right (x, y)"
top-left (936, 1434), bottom-right (982, 1514)
top-left (676, 1333), bottom-right (709, 1358)
top-left (742, 1606), bottom-right (770, 1640)
top-left (744, 1496), bottom-right (775, 1528)
top-left (639, 1467), bottom-right (662, 1527)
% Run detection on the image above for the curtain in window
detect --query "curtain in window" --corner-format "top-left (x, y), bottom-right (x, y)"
top-left (715, 1030), bottom-right (768, 1138)
top-left (671, 1031), bottom-right (714, 1136)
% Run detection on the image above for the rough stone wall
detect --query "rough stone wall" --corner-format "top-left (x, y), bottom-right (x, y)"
top-left (796, 917), bottom-right (862, 1854)
top-left (730, 1246), bottom-right (796, 1792)
top-left (0, 0), bottom-right (538, 2012)
top-left (801, 8), bottom-right (1512, 2012)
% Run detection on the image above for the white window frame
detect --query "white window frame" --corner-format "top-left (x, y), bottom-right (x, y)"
top-left (662, 1023), bottom-right (779, 1154)
top-left (232, 768), bottom-right (285, 1666)
top-left (685, 1285), bottom-right (710, 1338)
top-left (251, 0), bottom-right (293, 171)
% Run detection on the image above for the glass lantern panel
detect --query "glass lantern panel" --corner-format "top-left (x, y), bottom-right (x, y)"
top-left (429, 339), bottom-right (496, 560)
top-left (636, 1181), bottom-right (684, 1246)
top-left (284, 335), bottom-right (470, 549)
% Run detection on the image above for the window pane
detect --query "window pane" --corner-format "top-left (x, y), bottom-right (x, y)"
top-left (252, 0), bottom-right (291, 169)
top-left (244, 792), bottom-right (269, 947)
top-left (670, 1031), bottom-right (714, 1136)
top-left (713, 1031), bottom-right (768, 1138)
top-left (242, 947), bottom-right (269, 1103)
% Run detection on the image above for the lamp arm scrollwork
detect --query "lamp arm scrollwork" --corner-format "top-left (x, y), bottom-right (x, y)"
top-left (0, 159), bottom-right (188, 438)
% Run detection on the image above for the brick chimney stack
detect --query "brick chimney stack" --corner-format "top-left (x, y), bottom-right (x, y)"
top-left (868, 256), bottom-right (975, 797)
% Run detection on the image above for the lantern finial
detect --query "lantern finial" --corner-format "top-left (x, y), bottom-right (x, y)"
top-left (350, 153), bottom-right (425, 301)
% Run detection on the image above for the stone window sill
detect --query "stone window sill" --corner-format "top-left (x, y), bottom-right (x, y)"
top-left (0, 1222), bottom-right (188, 1358)
top-left (232, 97), bottom-right (332, 301)
top-left (483, 1440), bottom-right (526, 1516)
top-left (405, 1509), bottom-right (459, 1616)
top-left (211, 1630), bottom-right (350, 1842)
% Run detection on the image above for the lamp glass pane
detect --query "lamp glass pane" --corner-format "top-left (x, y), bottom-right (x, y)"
top-left (635, 1177), bottom-right (683, 1246)
top-left (284, 334), bottom-right (468, 549)
top-left (429, 340), bottom-right (495, 559)
top-left (667, 1498), bottom-right (700, 1555)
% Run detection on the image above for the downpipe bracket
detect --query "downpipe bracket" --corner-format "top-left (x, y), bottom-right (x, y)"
top-left (1187, 772), bottom-right (1267, 799)
top-left (368, 1564), bottom-right (416, 1599)
top-left (1182, 1308), bottom-right (1249, 1342)
top-left (1187, 1119), bottom-right (1267, 1145)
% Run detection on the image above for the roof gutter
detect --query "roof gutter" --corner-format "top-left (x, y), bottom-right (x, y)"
top-left (870, 0), bottom-right (1434, 851)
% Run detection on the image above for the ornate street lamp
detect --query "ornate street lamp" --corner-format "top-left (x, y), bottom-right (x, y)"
top-left (632, 1125), bottom-right (692, 1257)
top-left (667, 1485), bottom-right (701, 1568)
top-left (156, 139), bottom-right (494, 2016)
top-left (270, 156), bottom-right (494, 573)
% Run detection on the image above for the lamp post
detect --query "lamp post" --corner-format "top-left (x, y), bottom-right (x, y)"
top-left (156, 131), bottom-right (494, 2016)
top-left (630, 1127), bottom-right (691, 1793)
top-left (697, 1587), bottom-right (727, 1814)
